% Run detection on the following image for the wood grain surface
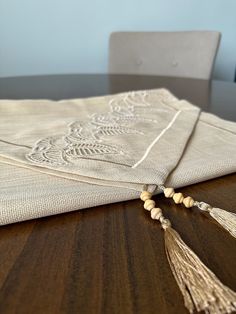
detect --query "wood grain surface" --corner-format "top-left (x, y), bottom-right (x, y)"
top-left (0, 174), bottom-right (235, 314)
top-left (0, 75), bottom-right (235, 314)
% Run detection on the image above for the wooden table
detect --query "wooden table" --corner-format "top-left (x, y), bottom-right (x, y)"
top-left (0, 74), bottom-right (235, 314)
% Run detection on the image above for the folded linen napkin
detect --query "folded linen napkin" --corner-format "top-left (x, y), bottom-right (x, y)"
top-left (0, 89), bottom-right (236, 313)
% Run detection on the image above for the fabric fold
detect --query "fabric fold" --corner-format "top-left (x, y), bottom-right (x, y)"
top-left (0, 88), bottom-right (236, 225)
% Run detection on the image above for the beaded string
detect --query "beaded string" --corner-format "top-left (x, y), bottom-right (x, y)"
top-left (159, 185), bottom-right (236, 239)
top-left (140, 191), bottom-right (171, 230)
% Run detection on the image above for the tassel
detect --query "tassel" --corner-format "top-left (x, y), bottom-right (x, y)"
top-left (140, 191), bottom-right (236, 313)
top-left (164, 227), bottom-right (236, 314)
top-left (194, 201), bottom-right (236, 239)
top-left (160, 185), bottom-right (236, 240)
top-left (209, 207), bottom-right (236, 239)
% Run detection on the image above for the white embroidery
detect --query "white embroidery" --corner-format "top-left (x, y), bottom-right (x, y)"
top-left (132, 110), bottom-right (182, 168)
top-left (64, 142), bottom-right (123, 159)
top-left (27, 137), bottom-right (68, 166)
top-left (26, 91), bottom-right (173, 166)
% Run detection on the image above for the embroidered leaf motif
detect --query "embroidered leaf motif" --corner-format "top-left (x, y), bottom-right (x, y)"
top-left (68, 121), bottom-right (97, 140)
top-left (65, 142), bottom-right (122, 158)
top-left (90, 112), bottom-right (117, 126)
top-left (26, 90), bottom-right (173, 166)
top-left (113, 114), bottom-right (157, 124)
top-left (26, 137), bottom-right (68, 165)
top-left (68, 119), bottom-right (143, 141)
top-left (94, 125), bottom-right (143, 138)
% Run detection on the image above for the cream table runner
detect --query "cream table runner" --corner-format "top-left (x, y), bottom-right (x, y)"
top-left (0, 89), bottom-right (235, 225)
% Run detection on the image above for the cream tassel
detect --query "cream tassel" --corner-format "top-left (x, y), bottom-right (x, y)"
top-left (195, 201), bottom-right (236, 239)
top-left (165, 227), bottom-right (236, 314)
top-left (140, 190), bottom-right (236, 314)
top-left (209, 207), bottom-right (236, 239)
top-left (160, 185), bottom-right (236, 239)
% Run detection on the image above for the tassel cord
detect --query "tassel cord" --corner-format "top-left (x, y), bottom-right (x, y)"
top-left (159, 185), bottom-right (236, 239)
top-left (195, 201), bottom-right (236, 239)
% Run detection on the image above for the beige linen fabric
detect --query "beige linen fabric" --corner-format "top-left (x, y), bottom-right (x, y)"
top-left (166, 112), bottom-right (236, 187)
top-left (0, 89), bottom-right (235, 225)
top-left (0, 89), bottom-right (200, 188)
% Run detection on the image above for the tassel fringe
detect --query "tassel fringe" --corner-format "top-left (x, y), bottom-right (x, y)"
top-left (164, 227), bottom-right (236, 314)
top-left (140, 190), bottom-right (236, 313)
top-left (209, 207), bottom-right (236, 239)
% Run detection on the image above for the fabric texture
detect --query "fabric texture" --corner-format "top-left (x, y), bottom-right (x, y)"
top-left (0, 89), bottom-right (235, 225)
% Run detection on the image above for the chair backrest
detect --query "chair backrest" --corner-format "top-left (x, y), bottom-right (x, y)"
top-left (109, 31), bottom-right (221, 79)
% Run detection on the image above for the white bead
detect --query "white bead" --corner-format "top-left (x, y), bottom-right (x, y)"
top-left (173, 193), bottom-right (184, 204)
top-left (150, 207), bottom-right (162, 220)
top-left (140, 191), bottom-right (152, 202)
top-left (164, 187), bottom-right (175, 198)
top-left (144, 199), bottom-right (155, 211)
top-left (183, 196), bottom-right (194, 208)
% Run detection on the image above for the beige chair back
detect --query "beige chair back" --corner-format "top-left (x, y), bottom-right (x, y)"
top-left (109, 31), bottom-right (221, 79)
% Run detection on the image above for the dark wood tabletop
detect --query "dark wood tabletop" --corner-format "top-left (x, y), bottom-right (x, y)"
top-left (0, 74), bottom-right (235, 314)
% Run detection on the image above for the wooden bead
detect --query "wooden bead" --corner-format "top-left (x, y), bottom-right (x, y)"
top-left (150, 207), bottom-right (162, 220)
top-left (144, 199), bottom-right (155, 211)
top-left (173, 193), bottom-right (184, 204)
top-left (164, 187), bottom-right (175, 198)
top-left (140, 191), bottom-right (152, 202)
top-left (183, 196), bottom-right (194, 208)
